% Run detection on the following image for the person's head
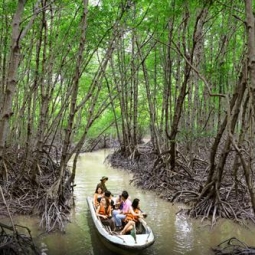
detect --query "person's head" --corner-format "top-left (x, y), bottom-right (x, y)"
top-left (100, 197), bottom-right (106, 205)
top-left (121, 190), bottom-right (129, 200)
top-left (132, 198), bottom-right (140, 209)
top-left (100, 196), bottom-right (110, 208)
top-left (95, 186), bottom-right (103, 194)
top-left (105, 190), bottom-right (112, 198)
top-left (100, 176), bottom-right (108, 183)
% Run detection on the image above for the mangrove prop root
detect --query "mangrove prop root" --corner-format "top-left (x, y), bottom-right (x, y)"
top-left (212, 237), bottom-right (255, 255)
top-left (0, 222), bottom-right (40, 255)
top-left (107, 144), bottom-right (255, 227)
top-left (0, 147), bottom-right (72, 232)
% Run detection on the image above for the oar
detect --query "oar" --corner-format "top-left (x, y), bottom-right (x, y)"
top-left (130, 227), bottom-right (137, 243)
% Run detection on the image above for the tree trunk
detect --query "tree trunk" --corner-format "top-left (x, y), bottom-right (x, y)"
top-left (58, 0), bottom-right (89, 195)
top-left (0, 0), bottom-right (25, 158)
top-left (243, 0), bottom-right (255, 214)
top-left (167, 7), bottom-right (208, 169)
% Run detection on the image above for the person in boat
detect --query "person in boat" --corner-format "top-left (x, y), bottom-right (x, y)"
top-left (93, 186), bottom-right (104, 208)
top-left (120, 198), bottom-right (145, 235)
top-left (114, 194), bottom-right (123, 210)
top-left (96, 176), bottom-right (108, 193)
top-left (112, 190), bottom-right (132, 231)
top-left (104, 190), bottom-right (115, 210)
top-left (96, 197), bottom-right (115, 231)
top-left (98, 190), bottom-right (115, 209)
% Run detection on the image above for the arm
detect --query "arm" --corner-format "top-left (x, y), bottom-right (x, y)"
top-left (130, 207), bottom-right (143, 218)
top-left (107, 206), bottom-right (112, 217)
top-left (93, 193), bottom-right (98, 206)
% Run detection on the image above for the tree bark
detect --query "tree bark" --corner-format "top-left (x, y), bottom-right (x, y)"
top-left (0, 0), bottom-right (25, 158)
top-left (243, 0), bottom-right (255, 214)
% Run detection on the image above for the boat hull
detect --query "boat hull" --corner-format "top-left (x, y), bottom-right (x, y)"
top-left (86, 196), bottom-right (155, 254)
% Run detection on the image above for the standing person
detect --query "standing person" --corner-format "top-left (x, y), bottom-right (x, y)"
top-left (93, 186), bottom-right (104, 208)
top-left (96, 176), bottom-right (108, 193)
top-left (112, 190), bottom-right (131, 231)
top-left (96, 197), bottom-right (115, 231)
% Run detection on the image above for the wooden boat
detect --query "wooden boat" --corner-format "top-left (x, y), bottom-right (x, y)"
top-left (86, 196), bottom-right (155, 255)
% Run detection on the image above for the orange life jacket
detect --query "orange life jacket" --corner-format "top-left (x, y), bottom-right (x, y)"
top-left (98, 205), bottom-right (110, 216)
top-left (124, 208), bottom-right (140, 222)
top-left (98, 205), bottom-right (106, 215)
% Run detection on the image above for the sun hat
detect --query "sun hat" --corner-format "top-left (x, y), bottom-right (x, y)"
top-left (100, 176), bottom-right (108, 181)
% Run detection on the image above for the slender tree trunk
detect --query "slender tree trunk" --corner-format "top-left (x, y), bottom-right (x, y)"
top-left (162, 20), bottom-right (174, 150)
top-left (0, 0), bottom-right (25, 158)
top-left (243, 0), bottom-right (255, 214)
top-left (58, 0), bottom-right (89, 195)
top-left (245, 0), bottom-right (255, 109)
top-left (201, 62), bottom-right (247, 198)
top-left (167, 8), bottom-right (192, 169)
top-left (66, 2), bottom-right (129, 186)
top-left (136, 38), bottom-right (160, 154)
top-left (131, 29), bottom-right (139, 147)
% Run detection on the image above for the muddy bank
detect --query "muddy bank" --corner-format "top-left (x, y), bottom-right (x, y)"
top-left (106, 141), bottom-right (255, 226)
top-left (0, 145), bottom-right (73, 235)
top-left (0, 145), bottom-right (72, 253)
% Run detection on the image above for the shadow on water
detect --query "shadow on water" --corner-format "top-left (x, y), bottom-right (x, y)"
top-left (86, 209), bottom-right (115, 255)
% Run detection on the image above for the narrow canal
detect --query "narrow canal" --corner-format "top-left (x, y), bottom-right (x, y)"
top-left (8, 149), bottom-right (255, 254)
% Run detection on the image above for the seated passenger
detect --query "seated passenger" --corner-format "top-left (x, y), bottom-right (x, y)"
top-left (93, 186), bottom-right (104, 208)
top-left (104, 190), bottom-right (115, 210)
top-left (120, 198), bottom-right (144, 235)
top-left (112, 190), bottom-right (131, 231)
top-left (96, 197), bottom-right (115, 231)
top-left (114, 194), bottom-right (123, 210)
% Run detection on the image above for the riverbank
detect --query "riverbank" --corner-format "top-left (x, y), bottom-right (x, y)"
top-left (106, 140), bottom-right (255, 227)
top-left (2, 149), bottom-right (255, 255)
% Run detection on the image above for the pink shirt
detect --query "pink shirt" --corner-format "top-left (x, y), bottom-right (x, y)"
top-left (122, 199), bottom-right (132, 213)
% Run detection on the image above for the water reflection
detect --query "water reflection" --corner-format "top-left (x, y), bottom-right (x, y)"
top-left (3, 149), bottom-right (255, 255)
top-left (174, 215), bottom-right (194, 254)
top-left (86, 210), bottom-right (115, 255)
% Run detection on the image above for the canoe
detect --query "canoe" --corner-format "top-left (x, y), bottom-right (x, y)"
top-left (86, 196), bottom-right (155, 255)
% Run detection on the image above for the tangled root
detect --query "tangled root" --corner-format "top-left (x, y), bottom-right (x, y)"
top-left (212, 237), bottom-right (255, 255)
top-left (0, 222), bottom-right (40, 255)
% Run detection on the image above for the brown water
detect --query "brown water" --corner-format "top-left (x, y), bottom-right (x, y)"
top-left (4, 149), bottom-right (255, 255)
